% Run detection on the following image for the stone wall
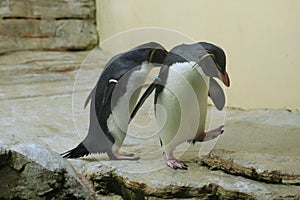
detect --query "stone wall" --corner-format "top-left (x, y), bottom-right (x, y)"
top-left (0, 0), bottom-right (98, 54)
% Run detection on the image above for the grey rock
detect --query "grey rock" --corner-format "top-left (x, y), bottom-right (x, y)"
top-left (84, 161), bottom-right (300, 199)
top-left (202, 149), bottom-right (300, 185)
top-left (0, 19), bottom-right (98, 54)
top-left (0, 142), bottom-right (95, 200)
top-left (0, 0), bottom-right (95, 19)
top-left (0, 0), bottom-right (98, 54)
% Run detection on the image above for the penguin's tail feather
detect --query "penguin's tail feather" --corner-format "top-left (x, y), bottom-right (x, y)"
top-left (61, 142), bottom-right (89, 158)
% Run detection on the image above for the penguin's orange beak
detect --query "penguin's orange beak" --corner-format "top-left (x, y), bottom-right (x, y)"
top-left (221, 71), bottom-right (230, 87)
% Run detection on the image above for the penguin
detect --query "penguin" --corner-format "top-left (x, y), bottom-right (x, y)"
top-left (132, 42), bottom-right (230, 169)
top-left (61, 42), bottom-right (167, 160)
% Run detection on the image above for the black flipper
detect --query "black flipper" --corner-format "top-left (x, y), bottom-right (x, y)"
top-left (84, 79), bottom-right (118, 110)
top-left (103, 79), bottom-right (118, 105)
top-left (130, 82), bottom-right (157, 121)
top-left (61, 142), bottom-right (89, 158)
top-left (208, 77), bottom-right (225, 110)
top-left (130, 74), bottom-right (165, 122)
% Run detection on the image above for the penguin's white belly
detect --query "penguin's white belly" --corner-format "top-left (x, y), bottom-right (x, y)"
top-left (107, 62), bottom-right (153, 149)
top-left (156, 62), bottom-right (209, 151)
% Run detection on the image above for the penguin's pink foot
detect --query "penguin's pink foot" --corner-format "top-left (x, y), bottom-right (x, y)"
top-left (167, 159), bottom-right (188, 170)
top-left (189, 125), bottom-right (224, 143)
top-left (111, 151), bottom-right (140, 160)
top-left (165, 151), bottom-right (188, 170)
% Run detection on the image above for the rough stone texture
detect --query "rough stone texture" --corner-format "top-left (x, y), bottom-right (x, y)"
top-left (0, 0), bottom-right (95, 19)
top-left (84, 162), bottom-right (299, 200)
top-left (0, 143), bottom-right (95, 200)
top-left (202, 149), bottom-right (300, 185)
top-left (0, 0), bottom-right (98, 54)
top-left (0, 49), bottom-right (300, 199)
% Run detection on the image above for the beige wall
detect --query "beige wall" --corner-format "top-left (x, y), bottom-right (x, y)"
top-left (97, 0), bottom-right (300, 109)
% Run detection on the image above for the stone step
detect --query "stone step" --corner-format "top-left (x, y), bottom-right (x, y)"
top-left (0, 0), bottom-right (95, 19)
top-left (0, 0), bottom-right (98, 54)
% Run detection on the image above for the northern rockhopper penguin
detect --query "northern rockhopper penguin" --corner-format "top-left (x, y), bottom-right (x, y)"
top-left (132, 42), bottom-right (230, 169)
top-left (61, 42), bottom-right (167, 160)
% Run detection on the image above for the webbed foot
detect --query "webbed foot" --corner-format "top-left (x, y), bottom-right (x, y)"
top-left (167, 159), bottom-right (188, 170)
top-left (165, 151), bottom-right (188, 170)
top-left (188, 125), bottom-right (224, 143)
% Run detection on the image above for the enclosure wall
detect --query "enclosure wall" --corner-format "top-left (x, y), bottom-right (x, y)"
top-left (97, 0), bottom-right (300, 109)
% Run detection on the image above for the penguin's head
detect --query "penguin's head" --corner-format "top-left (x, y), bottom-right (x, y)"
top-left (169, 42), bottom-right (230, 87)
top-left (198, 42), bottom-right (230, 87)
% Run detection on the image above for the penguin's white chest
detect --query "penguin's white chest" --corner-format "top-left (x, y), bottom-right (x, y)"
top-left (156, 62), bottom-right (209, 150)
top-left (107, 62), bottom-right (153, 146)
